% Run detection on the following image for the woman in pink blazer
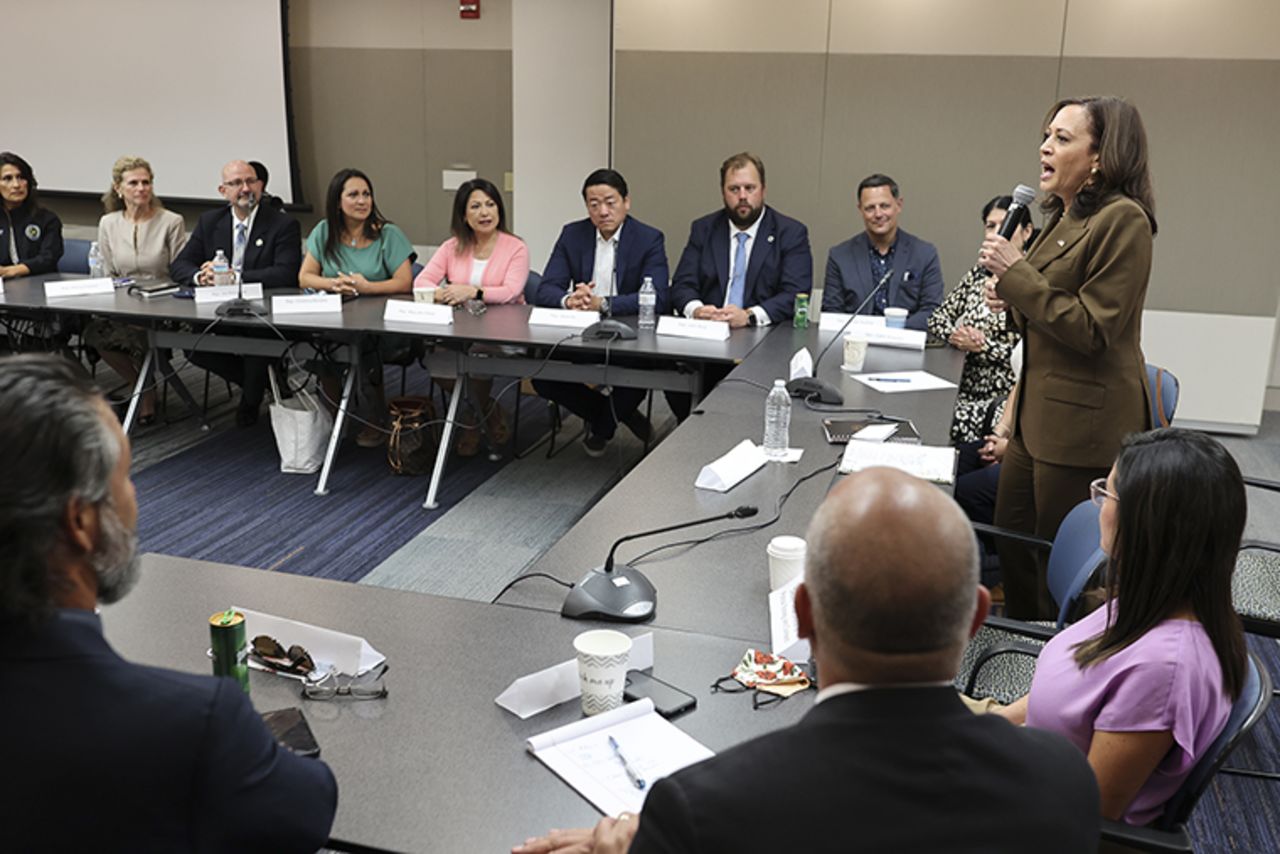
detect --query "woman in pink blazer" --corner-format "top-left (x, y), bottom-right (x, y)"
top-left (414, 179), bottom-right (529, 455)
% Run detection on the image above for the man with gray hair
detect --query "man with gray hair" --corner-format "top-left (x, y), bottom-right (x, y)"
top-left (0, 354), bottom-right (336, 852)
top-left (516, 468), bottom-right (1098, 854)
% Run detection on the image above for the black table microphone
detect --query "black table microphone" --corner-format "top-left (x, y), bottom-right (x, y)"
top-left (786, 267), bottom-right (894, 405)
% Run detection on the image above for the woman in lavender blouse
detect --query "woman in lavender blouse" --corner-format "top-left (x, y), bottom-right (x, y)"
top-left (993, 428), bottom-right (1247, 825)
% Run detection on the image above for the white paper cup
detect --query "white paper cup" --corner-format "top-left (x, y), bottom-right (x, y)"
top-left (574, 629), bottom-right (632, 715)
top-left (884, 307), bottom-right (908, 328)
top-left (413, 286), bottom-right (436, 304)
top-left (842, 333), bottom-right (869, 372)
top-left (767, 535), bottom-right (807, 590)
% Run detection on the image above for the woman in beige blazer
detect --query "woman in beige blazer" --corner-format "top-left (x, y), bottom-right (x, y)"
top-left (978, 96), bottom-right (1156, 619)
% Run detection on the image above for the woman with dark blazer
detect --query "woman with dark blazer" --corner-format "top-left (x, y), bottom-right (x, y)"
top-left (978, 95), bottom-right (1156, 619)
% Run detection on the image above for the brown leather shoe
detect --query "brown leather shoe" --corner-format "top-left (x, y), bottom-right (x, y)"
top-left (484, 404), bottom-right (511, 446)
top-left (455, 425), bottom-right (481, 457)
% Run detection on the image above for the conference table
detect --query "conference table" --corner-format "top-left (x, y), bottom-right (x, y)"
top-left (104, 555), bottom-right (811, 854)
top-left (497, 325), bottom-right (965, 641)
top-left (0, 273), bottom-right (771, 503)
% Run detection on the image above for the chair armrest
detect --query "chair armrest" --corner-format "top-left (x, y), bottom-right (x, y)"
top-left (983, 615), bottom-right (1060, 642)
top-left (1241, 539), bottom-right (1280, 554)
top-left (971, 521), bottom-right (1053, 551)
top-left (1100, 819), bottom-right (1192, 853)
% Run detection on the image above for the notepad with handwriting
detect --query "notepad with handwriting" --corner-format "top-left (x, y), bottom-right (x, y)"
top-left (526, 698), bottom-right (714, 816)
top-left (838, 440), bottom-right (957, 484)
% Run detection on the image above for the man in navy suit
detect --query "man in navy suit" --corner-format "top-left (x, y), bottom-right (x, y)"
top-left (670, 152), bottom-right (812, 328)
top-left (171, 159), bottom-right (302, 425)
top-left (515, 469), bottom-right (1099, 854)
top-left (533, 169), bottom-right (670, 454)
top-left (822, 173), bottom-right (943, 331)
top-left (0, 354), bottom-right (337, 853)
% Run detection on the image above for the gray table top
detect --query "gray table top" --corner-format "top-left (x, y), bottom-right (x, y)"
top-left (103, 554), bottom-right (810, 854)
top-left (497, 326), bottom-right (965, 642)
top-left (0, 273), bottom-right (768, 364)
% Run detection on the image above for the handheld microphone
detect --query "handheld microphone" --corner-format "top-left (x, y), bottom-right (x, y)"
top-left (786, 268), bottom-right (894, 405)
top-left (982, 184), bottom-right (1037, 277)
top-left (562, 505), bottom-right (760, 622)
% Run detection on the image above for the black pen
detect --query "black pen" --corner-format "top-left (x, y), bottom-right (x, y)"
top-left (608, 735), bottom-right (646, 790)
top-left (867, 377), bottom-right (909, 383)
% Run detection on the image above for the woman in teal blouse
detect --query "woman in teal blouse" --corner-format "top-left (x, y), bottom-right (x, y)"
top-left (300, 168), bottom-right (414, 293)
top-left (300, 169), bottom-right (415, 446)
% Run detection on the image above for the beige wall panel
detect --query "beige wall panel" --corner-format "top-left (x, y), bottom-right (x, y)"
top-left (1064, 0), bottom-right (1280, 60)
top-left (1059, 57), bottom-right (1280, 317)
top-left (613, 52), bottom-right (827, 272)
top-left (614, 0), bottom-right (829, 53)
top-left (812, 55), bottom-right (1061, 293)
top-left (421, 50), bottom-right (515, 242)
top-left (828, 0), bottom-right (1066, 57)
top-left (291, 0), bottom-right (512, 50)
top-left (290, 47), bottom-right (430, 243)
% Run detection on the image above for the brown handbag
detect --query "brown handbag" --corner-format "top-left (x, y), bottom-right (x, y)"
top-left (386, 396), bottom-right (441, 476)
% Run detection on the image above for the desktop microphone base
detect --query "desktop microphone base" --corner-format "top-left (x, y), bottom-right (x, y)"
top-left (786, 376), bottom-right (843, 405)
top-left (561, 564), bottom-right (656, 623)
top-left (216, 299), bottom-right (265, 318)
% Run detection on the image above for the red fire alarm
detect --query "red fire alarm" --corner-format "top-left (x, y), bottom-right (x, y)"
top-left (460, 1), bottom-right (479, 19)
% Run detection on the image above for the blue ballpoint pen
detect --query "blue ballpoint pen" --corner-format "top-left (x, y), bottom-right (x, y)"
top-left (608, 735), bottom-right (647, 790)
top-left (868, 377), bottom-right (909, 383)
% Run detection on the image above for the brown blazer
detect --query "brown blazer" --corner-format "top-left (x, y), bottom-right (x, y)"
top-left (997, 195), bottom-right (1153, 468)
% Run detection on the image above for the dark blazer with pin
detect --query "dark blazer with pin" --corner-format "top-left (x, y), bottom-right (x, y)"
top-left (170, 203), bottom-right (301, 289)
top-left (1, 609), bottom-right (337, 852)
top-left (534, 215), bottom-right (670, 315)
top-left (996, 195), bottom-right (1153, 468)
top-left (628, 687), bottom-right (1100, 854)
top-left (821, 229), bottom-right (943, 330)
top-left (670, 206), bottom-right (812, 323)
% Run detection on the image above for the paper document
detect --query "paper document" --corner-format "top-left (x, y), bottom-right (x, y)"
top-left (839, 441), bottom-right (957, 484)
top-left (496, 633), bottom-right (655, 719)
top-left (769, 574), bottom-right (811, 661)
top-left (527, 698), bottom-right (714, 817)
top-left (852, 371), bottom-right (957, 393)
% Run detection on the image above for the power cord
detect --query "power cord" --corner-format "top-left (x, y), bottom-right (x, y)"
top-left (489, 571), bottom-right (574, 604)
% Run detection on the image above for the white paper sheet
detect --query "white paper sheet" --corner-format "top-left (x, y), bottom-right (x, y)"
top-left (526, 698), bottom-right (715, 817)
top-left (852, 423), bottom-right (899, 442)
top-left (838, 441), bottom-right (958, 484)
top-left (768, 574), bottom-right (811, 661)
top-left (852, 371), bottom-right (957, 393)
top-left (495, 633), bottom-right (655, 719)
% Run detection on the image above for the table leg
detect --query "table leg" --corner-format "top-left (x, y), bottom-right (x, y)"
top-left (314, 360), bottom-right (357, 496)
top-left (423, 372), bottom-right (464, 510)
top-left (123, 349), bottom-right (153, 434)
top-left (155, 349), bottom-right (207, 431)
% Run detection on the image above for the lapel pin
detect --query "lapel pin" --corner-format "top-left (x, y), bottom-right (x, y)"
top-left (1056, 239), bottom-right (1065, 246)
top-left (255, 238), bottom-right (264, 247)
top-left (767, 234), bottom-right (775, 243)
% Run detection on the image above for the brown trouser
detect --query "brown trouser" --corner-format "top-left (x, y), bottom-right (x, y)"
top-left (994, 435), bottom-right (1107, 620)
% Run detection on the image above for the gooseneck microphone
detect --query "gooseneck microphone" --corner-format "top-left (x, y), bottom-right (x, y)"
top-left (786, 267), bottom-right (894, 405)
top-left (562, 505), bottom-right (760, 622)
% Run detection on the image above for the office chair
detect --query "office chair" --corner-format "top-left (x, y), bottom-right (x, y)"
top-left (1099, 652), bottom-right (1272, 852)
top-left (1146, 363), bottom-right (1179, 427)
top-left (57, 238), bottom-right (92, 274)
top-left (957, 500), bottom-right (1107, 703)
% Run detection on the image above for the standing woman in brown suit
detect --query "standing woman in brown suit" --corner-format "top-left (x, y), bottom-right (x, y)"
top-left (978, 96), bottom-right (1156, 619)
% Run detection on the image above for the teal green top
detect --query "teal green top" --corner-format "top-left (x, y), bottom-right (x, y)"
top-left (305, 221), bottom-right (414, 280)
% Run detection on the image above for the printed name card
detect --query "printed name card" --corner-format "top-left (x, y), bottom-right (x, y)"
top-left (44, 278), bottom-right (114, 298)
top-left (384, 300), bottom-right (453, 326)
top-left (656, 316), bottom-right (731, 341)
top-left (527, 307), bottom-right (598, 329)
top-left (194, 283), bottom-right (264, 303)
top-left (271, 293), bottom-right (342, 315)
top-left (818, 313), bottom-right (883, 333)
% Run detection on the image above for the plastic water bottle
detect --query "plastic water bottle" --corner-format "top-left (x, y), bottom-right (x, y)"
top-left (211, 249), bottom-right (233, 286)
top-left (763, 379), bottom-right (791, 459)
top-left (638, 276), bottom-right (657, 330)
top-left (87, 242), bottom-right (106, 279)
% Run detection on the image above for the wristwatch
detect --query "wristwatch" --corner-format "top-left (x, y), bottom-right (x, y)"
top-left (474, 287), bottom-right (485, 302)
top-left (746, 311), bottom-right (759, 327)
top-left (599, 297), bottom-right (612, 317)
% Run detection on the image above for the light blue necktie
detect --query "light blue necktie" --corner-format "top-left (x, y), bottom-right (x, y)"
top-left (233, 222), bottom-right (248, 271)
top-left (727, 232), bottom-right (748, 307)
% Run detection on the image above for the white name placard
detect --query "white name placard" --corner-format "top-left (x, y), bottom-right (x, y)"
top-left (527, 307), bottom-right (598, 329)
top-left (271, 294), bottom-right (343, 315)
top-left (384, 300), bottom-right (453, 326)
top-left (44, 278), bottom-right (114, 298)
top-left (194, 283), bottom-right (264, 303)
top-left (656, 315), bottom-right (731, 341)
top-left (818, 312), bottom-right (884, 333)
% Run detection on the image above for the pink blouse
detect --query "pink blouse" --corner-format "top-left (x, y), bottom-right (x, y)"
top-left (413, 231), bottom-right (529, 304)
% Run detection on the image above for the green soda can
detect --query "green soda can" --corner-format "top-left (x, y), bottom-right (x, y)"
top-left (209, 608), bottom-right (250, 694)
top-left (793, 293), bottom-right (810, 329)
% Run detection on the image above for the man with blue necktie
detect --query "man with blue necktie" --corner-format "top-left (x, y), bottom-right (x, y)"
top-left (171, 160), bottom-right (301, 426)
top-left (670, 152), bottom-right (812, 329)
